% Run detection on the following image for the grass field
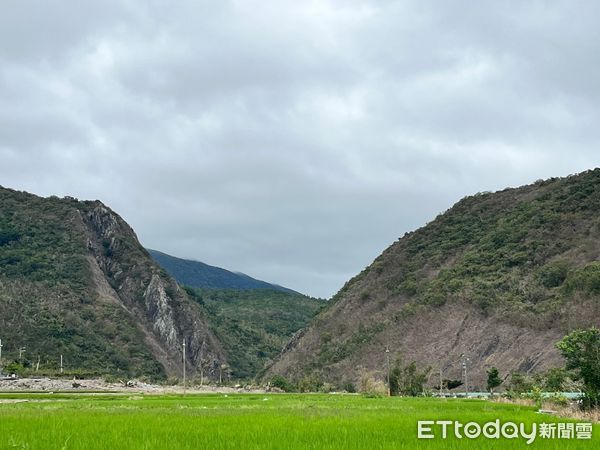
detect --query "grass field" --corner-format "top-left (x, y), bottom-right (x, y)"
top-left (0, 393), bottom-right (597, 449)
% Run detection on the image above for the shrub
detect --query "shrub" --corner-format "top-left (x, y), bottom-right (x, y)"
top-left (298, 373), bottom-right (323, 393)
top-left (538, 260), bottom-right (569, 288)
top-left (270, 375), bottom-right (295, 392)
top-left (398, 279), bottom-right (418, 296)
top-left (102, 239), bottom-right (113, 257)
top-left (565, 263), bottom-right (600, 295)
top-left (0, 229), bottom-right (20, 246)
top-left (546, 392), bottom-right (569, 407)
top-left (320, 332), bottom-right (332, 344)
top-left (526, 385), bottom-right (544, 410)
top-left (507, 372), bottom-right (534, 394)
top-left (3, 361), bottom-right (26, 376)
top-left (165, 376), bottom-right (180, 386)
top-left (320, 382), bottom-right (335, 393)
top-left (342, 381), bottom-right (356, 393)
top-left (543, 367), bottom-right (568, 392)
top-left (359, 370), bottom-right (387, 397)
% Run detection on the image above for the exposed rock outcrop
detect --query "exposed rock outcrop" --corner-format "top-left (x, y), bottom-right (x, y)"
top-left (0, 187), bottom-right (225, 378)
top-left (80, 202), bottom-right (226, 377)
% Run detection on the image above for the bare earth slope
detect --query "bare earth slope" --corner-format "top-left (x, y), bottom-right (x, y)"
top-left (0, 187), bottom-right (225, 378)
top-left (267, 169), bottom-right (600, 390)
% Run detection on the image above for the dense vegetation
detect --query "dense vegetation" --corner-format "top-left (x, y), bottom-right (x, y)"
top-left (0, 187), bottom-right (162, 378)
top-left (362, 169), bottom-right (600, 319)
top-left (185, 288), bottom-right (324, 379)
top-left (0, 186), bottom-right (320, 380)
top-left (149, 249), bottom-right (296, 293)
top-left (557, 327), bottom-right (600, 409)
top-left (268, 169), bottom-right (600, 385)
top-left (389, 358), bottom-right (430, 397)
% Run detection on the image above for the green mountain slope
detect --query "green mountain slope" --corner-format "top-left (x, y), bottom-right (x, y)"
top-left (267, 169), bottom-right (600, 389)
top-left (185, 288), bottom-right (324, 379)
top-left (149, 251), bottom-right (324, 379)
top-left (0, 187), bottom-right (225, 378)
top-left (148, 249), bottom-right (296, 293)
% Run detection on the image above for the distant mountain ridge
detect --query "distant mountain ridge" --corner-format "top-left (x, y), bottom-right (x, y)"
top-left (148, 249), bottom-right (298, 294)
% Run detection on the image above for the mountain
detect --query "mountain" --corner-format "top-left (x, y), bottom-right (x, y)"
top-left (267, 169), bottom-right (600, 390)
top-left (148, 252), bottom-right (324, 379)
top-left (0, 187), bottom-right (225, 379)
top-left (148, 249), bottom-right (297, 293)
top-left (185, 288), bottom-right (324, 379)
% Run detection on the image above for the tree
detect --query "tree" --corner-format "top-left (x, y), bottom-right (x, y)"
top-left (389, 358), bottom-right (430, 396)
top-left (298, 373), bottom-right (323, 392)
top-left (270, 375), bottom-right (294, 392)
top-left (219, 363), bottom-right (229, 385)
top-left (486, 367), bottom-right (502, 395)
top-left (543, 368), bottom-right (567, 392)
top-left (556, 327), bottom-right (600, 409)
top-left (3, 361), bottom-right (26, 377)
top-left (444, 379), bottom-right (463, 390)
top-left (508, 372), bottom-right (533, 394)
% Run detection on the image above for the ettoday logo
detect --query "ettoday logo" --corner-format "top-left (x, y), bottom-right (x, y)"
top-left (417, 420), bottom-right (593, 445)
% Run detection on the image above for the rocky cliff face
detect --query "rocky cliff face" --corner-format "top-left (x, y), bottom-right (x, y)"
top-left (267, 169), bottom-right (600, 389)
top-left (79, 202), bottom-right (226, 377)
top-left (0, 188), bottom-right (225, 378)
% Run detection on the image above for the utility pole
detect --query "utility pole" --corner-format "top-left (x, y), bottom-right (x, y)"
top-left (385, 347), bottom-right (391, 397)
top-left (461, 354), bottom-right (470, 398)
top-left (60, 355), bottom-right (63, 374)
top-left (19, 347), bottom-right (26, 365)
top-left (0, 338), bottom-right (3, 369)
top-left (182, 339), bottom-right (186, 396)
top-left (199, 340), bottom-right (205, 387)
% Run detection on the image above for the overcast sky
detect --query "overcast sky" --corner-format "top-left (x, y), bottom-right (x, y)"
top-left (2, 1), bottom-right (600, 297)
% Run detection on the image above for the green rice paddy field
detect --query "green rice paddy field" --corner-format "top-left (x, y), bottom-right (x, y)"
top-left (0, 393), bottom-right (597, 449)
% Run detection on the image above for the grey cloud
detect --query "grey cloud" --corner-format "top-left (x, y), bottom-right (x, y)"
top-left (2, 0), bottom-right (600, 297)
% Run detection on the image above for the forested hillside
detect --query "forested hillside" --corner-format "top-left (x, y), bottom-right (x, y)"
top-left (267, 169), bottom-right (600, 389)
top-left (0, 187), bottom-right (225, 378)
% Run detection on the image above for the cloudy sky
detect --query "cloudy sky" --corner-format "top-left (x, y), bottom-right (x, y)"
top-left (2, 1), bottom-right (600, 297)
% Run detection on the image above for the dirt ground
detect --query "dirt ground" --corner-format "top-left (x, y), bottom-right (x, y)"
top-left (0, 377), bottom-right (267, 394)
